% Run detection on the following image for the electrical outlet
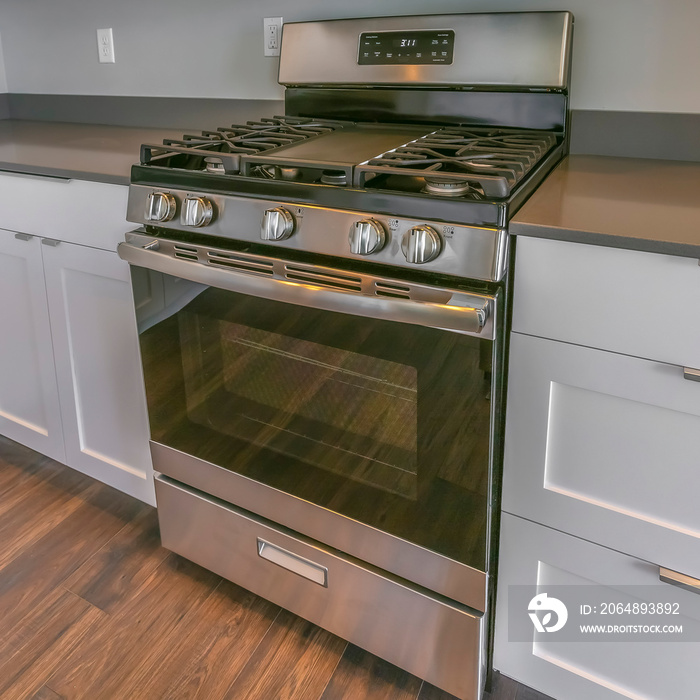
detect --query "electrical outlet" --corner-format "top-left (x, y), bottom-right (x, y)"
top-left (263, 17), bottom-right (283, 57)
top-left (96, 28), bottom-right (115, 63)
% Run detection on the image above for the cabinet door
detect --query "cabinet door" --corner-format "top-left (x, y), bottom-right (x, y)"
top-left (42, 241), bottom-right (154, 505)
top-left (503, 332), bottom-right (700, 579)
top-left (495, 514), bottom-right (700, 700)
top-left (0, 231), bottom-right (64, 461)
top-left (512, 237), bottom-right (700, 368)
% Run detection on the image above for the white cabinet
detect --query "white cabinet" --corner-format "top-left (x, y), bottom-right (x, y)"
top-left (0, 173), bottom-right (154, 505)
top-left (494, 514), bottom-right (700, 700)
top-left (496, 236), bottom-right (700, 699)
top-left (43, 241), bottom-right (154, 503)
top-left (503, 332), bottom-right (700, 581)
top-left (0, 233), bottom-right (65, 462)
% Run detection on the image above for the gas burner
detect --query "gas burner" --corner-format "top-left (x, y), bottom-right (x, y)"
top-left (422, 177), bottom-right (474, 197)
top-left (204, 157), bottom-right (225, 174)
top-left (321, 170), bottom-right (348, 186)
top-left (139, 116), bottom-right (349, 174)
top-left (355, 127), bottom-right (558, 198)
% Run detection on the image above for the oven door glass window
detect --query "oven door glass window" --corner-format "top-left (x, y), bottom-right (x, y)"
top-left (136, 272), bottom-right (493, 571)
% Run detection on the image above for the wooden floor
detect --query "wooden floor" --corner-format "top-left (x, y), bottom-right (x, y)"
top-left (0, 435), bottom-right (553, 700)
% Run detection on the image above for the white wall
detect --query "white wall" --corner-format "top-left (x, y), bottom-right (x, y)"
top-left (0, 0), bottom-right (696, 113)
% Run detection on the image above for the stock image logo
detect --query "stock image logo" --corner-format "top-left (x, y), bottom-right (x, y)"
top-left (528, 593), bottom-right (569, 633)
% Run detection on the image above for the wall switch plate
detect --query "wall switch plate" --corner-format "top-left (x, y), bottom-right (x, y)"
top-left (263, 17), bottom-right (283, 57)
top-left (96, 28), bottom-right (115, 63)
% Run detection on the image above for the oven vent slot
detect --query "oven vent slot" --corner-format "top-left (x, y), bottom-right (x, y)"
top-left (374, 282), bottom-right (412, 299)
top-left (207, 252), bottom-right (274, 276)
top-left (173, 245), bottom-right (199, 261)
top-left (284, 265), bottom-right (362, 292)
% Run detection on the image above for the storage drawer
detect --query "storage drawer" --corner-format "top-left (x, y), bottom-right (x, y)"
top-left (155, 476), bottom-right (483, 700)
top-left (495, 513), bottom-right (700, 700)
top-left (503, 332), bottom-right (700, 579)
top-left (0, 172), bottom-right (127, 251)
top-left (512, 237), bottom-right (700, 368)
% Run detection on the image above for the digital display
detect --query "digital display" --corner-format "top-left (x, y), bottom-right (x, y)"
top-left (358, 30), bottom-right (455, 66)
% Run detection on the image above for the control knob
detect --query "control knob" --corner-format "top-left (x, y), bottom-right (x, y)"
top-left (261, 207), bottom-right (295, 241)
top-left (402, 225), bottom-right (442, 264)
top-left (349, 219), bottom-right (386, 256)
top-left (180, 196), bottom-right (214, 227)
top-left (145, 191), bottom-right (176, 223)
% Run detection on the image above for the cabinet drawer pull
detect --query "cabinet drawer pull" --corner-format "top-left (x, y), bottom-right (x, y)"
top-left (257, 538), bottom-right (328, 587)
top-left (41, 238), bottom-right (61, 247)
top-left (14, 233), bottom-right (33, 241)
top-left (659, 567), bottom-right (700, 595)
top-left (683, 367), bottom-right (700, 382)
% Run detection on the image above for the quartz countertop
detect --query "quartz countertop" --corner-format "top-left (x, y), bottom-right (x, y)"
top-left (0, 119), bottom-right (184, 185)
top-left (510, 155), bottom-right (700, 258)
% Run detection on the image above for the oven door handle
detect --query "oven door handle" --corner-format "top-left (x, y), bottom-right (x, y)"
top-left (118, 239), bottom-right (492, 336)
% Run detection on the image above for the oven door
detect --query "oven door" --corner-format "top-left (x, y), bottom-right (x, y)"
top-left (120, 232), bottom-right (499, 610)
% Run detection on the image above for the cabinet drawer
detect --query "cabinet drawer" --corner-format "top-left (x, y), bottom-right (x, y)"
top-left (495, 513), bottom-right (700, 700)
top-left (503, 332), bottom-right (700, 579)
top-left (512, 237), bottom-right (700, 368)
top-left (0, 172), bottom-right (127, 251)
top-left (155, 476), bottom-right (483, 700)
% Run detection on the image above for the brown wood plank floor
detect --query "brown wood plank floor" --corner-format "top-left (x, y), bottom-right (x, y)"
top-left (0, 435), bottom-right (553, 700)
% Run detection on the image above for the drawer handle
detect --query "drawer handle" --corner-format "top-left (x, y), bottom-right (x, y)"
top-left (14, 233), bottom-right (33, 242)
top-left (659, 566), bottom-right (700, 595)
top-left (683, 367), bottom-right (700, 382)
top-left (41, 238), bottom-right (61, 247)
top-left (257, 538), bottom-right (328, 587)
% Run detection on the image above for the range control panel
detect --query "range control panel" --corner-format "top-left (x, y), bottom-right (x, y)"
top-left (358, 30), bottom-right (454, 65)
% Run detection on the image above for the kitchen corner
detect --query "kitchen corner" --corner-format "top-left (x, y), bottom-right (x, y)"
top-left (0, 4), bottom-right (700, 700)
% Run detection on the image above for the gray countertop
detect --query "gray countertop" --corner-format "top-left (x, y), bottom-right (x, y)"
top-left (0, 119), bottom-right (183, 185)
top-left (511, 154), bottom-right (700, 258)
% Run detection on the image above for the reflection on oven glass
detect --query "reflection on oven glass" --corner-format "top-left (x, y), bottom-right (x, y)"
top-left (139, 279), bottom-right (494, 569)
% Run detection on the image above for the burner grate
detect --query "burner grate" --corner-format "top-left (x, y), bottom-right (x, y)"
top-left (139, 116), bottom-right (350, 174)
top-left (355, 127), bottom-right (558, 198)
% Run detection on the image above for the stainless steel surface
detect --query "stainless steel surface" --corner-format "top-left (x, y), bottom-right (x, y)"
top-left (119, 231), bottom-right (493, 337)
top-left (14, 232), bottom-right (33, 241)
top-left (40, 238), bottom-right (60, 247)
top-left (402, 225), bottom-right (442, 264)
top-left (180, 195), bottom-right (214, 228)
top-left (155, 474), bottom-right (484, 699)
top-left (141, 239), bottom-right (160, 251)
top-left (683, 367), bottom-right (700, 382)
top-left (279, 12), bottom-right (573, 89)
top-left (659, 566), bottom-right (700, 595)
top-left (127, 184), bottom-right (509, 282)
top-left (151, 441), bottom-right (489, 611)
top-left (261, 206), bottom-right (296, 241)
top-left (257, 538), bottom-right (328, 586)
top-left (145, 191), bottom-right (176, 223)
top-left (349, 218), bottom-right (386, 256)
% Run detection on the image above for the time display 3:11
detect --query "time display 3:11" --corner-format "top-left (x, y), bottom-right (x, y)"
top-left (358, 30), bottom-right (455, 65)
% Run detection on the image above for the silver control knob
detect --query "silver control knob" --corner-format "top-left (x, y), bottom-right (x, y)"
top-left (145, 191), bottom-right (176, 223)
top-left (349, 219), bottom-right (386, 256)
top-left (181, 196), bottom-right (214, 227)
top-left (401, 225), bottom-right (442, 264)
top-left (261, 207), bottom-right (295, 241)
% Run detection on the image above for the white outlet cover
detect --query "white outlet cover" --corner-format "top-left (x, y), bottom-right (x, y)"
top-left (263, 17), bottom-right (283, 57)
top-left (96, 28), bottom-right (115, 63)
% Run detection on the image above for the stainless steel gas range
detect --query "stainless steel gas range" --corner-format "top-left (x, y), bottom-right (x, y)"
top-left (118, 12), bottom-right (573, 699)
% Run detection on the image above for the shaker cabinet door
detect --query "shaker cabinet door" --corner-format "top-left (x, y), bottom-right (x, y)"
top-left (42, 241), bottom-right (154, 504)
top-left (495, 514), bottom-right (700, 700)
top-left (503, 332), bottom-right (700, 579)
top-left (0, 230), bottom-right (65, 462)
